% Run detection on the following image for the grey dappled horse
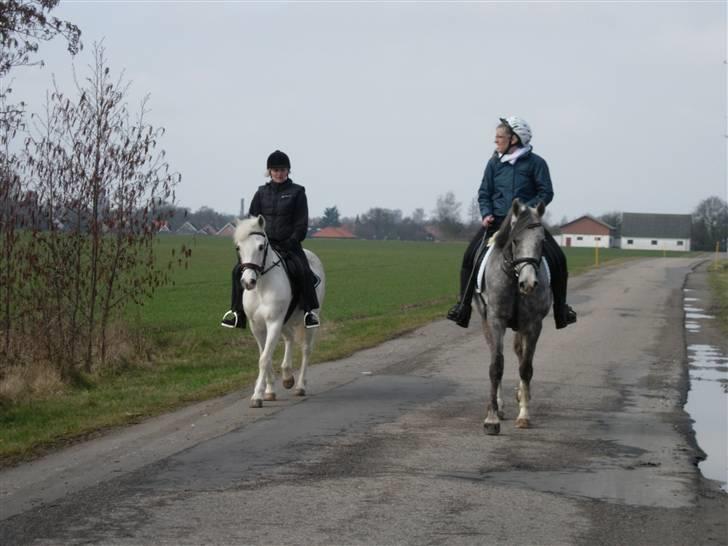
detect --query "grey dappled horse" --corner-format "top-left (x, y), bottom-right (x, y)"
top-left (474, 199), bottom-right (552, 435)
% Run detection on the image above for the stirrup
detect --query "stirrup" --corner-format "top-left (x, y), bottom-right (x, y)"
top-left (304, 311), bottom-right (320, 329)
top-left (221, 310), bottom-right (238, 328)
top-left (566, 305), bottom-right (577, 325)
top-left (555, 305), bottom-right (577, 330)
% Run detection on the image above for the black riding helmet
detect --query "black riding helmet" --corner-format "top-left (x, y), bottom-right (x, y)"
top-left (267, 150), bottom-right (291, 170)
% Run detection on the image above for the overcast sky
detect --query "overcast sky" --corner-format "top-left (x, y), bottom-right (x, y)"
top-left (10, 1), bottom-right (728, 223)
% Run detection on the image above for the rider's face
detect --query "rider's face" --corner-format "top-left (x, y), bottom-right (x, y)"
top-left (494, 128), bottom-right (515, 154)
top-left (269, 167), bottom-right (289, 183)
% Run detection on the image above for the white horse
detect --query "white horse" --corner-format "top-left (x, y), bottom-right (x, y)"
top-left (234, 215), bottom-right (326, 408)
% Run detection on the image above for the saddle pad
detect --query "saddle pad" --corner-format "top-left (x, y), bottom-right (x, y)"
top-left (476, 247), bottom-right (551, 294)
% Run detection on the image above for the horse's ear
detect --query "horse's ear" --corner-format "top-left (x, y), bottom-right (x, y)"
top-left (257, 215), bottom-right (265, 228)
top-left (535, 201), bottom-right (545, 218)
top-left (511, 198), bottom-right (523, 218)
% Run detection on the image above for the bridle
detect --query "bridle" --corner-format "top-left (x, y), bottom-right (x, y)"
top-left (502, 222), bottom-right (544, 279)
top-left (239, 231), bottom-right (281, 279)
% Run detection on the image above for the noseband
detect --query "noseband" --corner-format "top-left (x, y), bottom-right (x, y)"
top-left (239, 232), bottom-right (281, 277)
top-left (503, 222), bottom-right (544, 278)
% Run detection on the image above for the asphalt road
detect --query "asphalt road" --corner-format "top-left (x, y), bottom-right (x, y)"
top-left (1, 256), bottom-right (726, 545)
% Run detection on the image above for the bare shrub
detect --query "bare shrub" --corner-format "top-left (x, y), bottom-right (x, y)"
top-left (19, 43), bottom-right (183, 380)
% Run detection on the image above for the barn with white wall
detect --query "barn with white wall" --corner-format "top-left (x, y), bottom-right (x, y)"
top-left (558, 215), bottom-right (616, 248)
top-left (620, 213), bottom-right (691, 251)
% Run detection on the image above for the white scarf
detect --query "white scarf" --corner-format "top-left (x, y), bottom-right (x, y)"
top-left (499, 145), bottom-right (532, 165)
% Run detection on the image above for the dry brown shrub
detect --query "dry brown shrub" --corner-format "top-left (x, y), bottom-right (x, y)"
top-left (0, 360), bottom-right (65, 404)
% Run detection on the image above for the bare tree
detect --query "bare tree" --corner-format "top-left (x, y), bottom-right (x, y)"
top-left (692, 196), bottom-right (728, 251)
top-left (23, 43), bottom-right (182, 377)
top-left (433, 191), bottom-right (464, 238)
top-left (411, 208), bottom-right (426, 225)
top-left (0, 0), bottom-right (80, 367)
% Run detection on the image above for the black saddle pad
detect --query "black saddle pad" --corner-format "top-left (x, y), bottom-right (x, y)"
top-left (279, 254), bottom-right (320, 323)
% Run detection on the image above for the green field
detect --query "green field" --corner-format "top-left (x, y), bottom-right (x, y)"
top-left (0, 236), bottom-right (700, 464)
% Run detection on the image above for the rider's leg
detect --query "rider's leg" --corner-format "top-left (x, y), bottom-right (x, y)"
top-left (221, 262), bottom-right (246, 329)
top-left (542, 231), bottom-right (576, 329)
top-left (447, 226), bottom-right (488, 328)
top-left (288, 243), bottom-right (320, 328)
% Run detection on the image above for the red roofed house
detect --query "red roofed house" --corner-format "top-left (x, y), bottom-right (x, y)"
top-left (311, 227), bottom-right (356, 239)
top-left (216, 222), bottom-right (236, 237)
top-left (558, 215), bottom-right (616, 248)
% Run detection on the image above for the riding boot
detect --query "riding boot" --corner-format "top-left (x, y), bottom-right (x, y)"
top-left (446, 265), bottom-right (471, 321)
top-left (446, 262), bottom-right (479, 328)
top-left (447, 226), bottom-right (490, 329)
top-left (542, 231), bottom-right (576, 329)
top-left (221, 262), bottom-right (246, 329)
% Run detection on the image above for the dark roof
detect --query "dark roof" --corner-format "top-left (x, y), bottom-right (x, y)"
top-left (621, 213), bottom-right (691, 239)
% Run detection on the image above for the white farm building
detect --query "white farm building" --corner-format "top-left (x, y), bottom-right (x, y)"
top-left (620, 213), bottom-right (692, 251)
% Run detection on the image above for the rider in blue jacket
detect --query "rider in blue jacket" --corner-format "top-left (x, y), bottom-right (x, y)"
top-left (447, 116), bottom-right (577, 330)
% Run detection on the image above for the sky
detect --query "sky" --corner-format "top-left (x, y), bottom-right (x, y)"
top-left (8, 1), bottom-right (728, 224)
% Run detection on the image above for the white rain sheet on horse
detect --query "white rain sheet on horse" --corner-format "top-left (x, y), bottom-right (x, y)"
top-left (475, 243), bottom-right (551, 294)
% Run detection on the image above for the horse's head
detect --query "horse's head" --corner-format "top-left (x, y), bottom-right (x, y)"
top-left (234, 215), bottom-right (269, 290)
top-left (494, 199), bottom-right (546, 295)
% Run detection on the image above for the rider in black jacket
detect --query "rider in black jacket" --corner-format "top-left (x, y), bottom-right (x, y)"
top-left (221, 150), bottom-right (320, 329)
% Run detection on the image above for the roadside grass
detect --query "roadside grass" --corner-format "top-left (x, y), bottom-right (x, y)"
top-left (0, 237), bottom-right (702, 464)
top-left (708, 259), bottom-right (728, 334)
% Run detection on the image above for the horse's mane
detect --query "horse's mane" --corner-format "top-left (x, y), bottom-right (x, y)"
top-left (493, 203), bottom-right (540, 248)
top-left (233, 216), bottom-right (265, 244)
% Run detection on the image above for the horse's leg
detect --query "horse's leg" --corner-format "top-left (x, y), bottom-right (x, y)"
top-left (280, 330), bottom-right (295, 390)
top-left (484, 320), bottom-right (506, 435)
top-left (251, 320), bottom-right (283, 408)
top-left (250, 319), bottom-right (266, 353)
top-left (264, 367), bottom-right (277, 402)
top-left (505, 332), bottom-right (525, 419)
top-left (516, 322), bottom-right (541, 429)
top-left (294, 325), bottom-right (317, 396)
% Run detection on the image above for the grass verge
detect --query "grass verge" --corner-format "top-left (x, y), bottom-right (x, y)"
top-left (708, 259), bottom-right (728, 334)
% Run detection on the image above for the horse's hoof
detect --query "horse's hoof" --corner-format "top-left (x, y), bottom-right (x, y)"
top-left (294, 388), bottom-right (306, 397)
top-left (282, 377), bottom-right (295, 390)
top-left (497, 410), bottom-right (505, 420)
top-left (516, 418), bottom-right (530, 429)
top-left (250, 399), bottom-right (263, 408)
top-left (264, 392), bottom-right (276, 402)
top-left (483, 422), bottom-right (501, 435)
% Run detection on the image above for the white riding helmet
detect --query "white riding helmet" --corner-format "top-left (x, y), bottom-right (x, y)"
top-left (500, 116), bottom-right (532, 146)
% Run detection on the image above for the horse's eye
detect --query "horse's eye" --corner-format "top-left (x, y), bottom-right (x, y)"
top-left (235, 245), bottom-right (240, 251)
top-left (258, 244), bottom-right (264, 251)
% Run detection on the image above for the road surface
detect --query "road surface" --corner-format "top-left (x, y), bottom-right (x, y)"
top-left (1, 257), bottom-right (726, 545)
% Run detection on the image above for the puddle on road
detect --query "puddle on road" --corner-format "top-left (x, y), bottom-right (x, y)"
top-left (684, 293), bottom-right (728, 492)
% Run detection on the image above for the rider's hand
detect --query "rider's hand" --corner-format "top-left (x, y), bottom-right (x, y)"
top-left (482, 215), bottom-right (495, 227)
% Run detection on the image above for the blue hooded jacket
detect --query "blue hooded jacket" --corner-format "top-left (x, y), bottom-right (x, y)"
top-left (478, 148), bottom-right (554, 219)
